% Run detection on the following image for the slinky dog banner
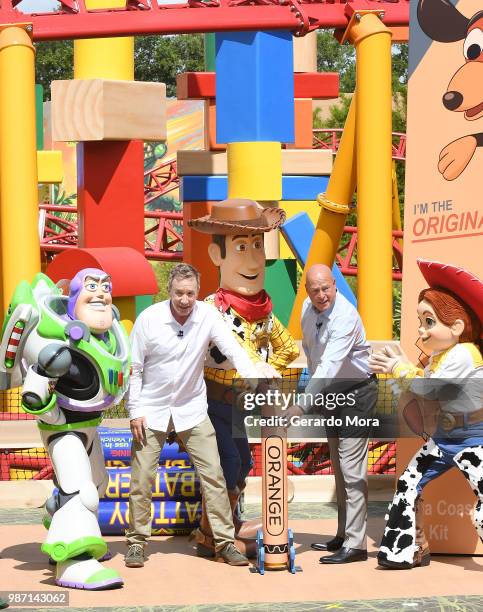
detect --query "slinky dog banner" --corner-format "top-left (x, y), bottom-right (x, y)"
top-left (401, 0), bottom-right (483, 554)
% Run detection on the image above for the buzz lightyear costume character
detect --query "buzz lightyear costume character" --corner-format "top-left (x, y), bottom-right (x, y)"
top-left (188, 199), bottom-right (299, 557)
top-left (370, 259), bottom-right (483, 569)
top-left (0, 269), bottom-right (130, 590)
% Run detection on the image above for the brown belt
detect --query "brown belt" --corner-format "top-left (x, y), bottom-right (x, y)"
top-left (206, 379), bottom-right (235, 405)
top-left (438, 407), bottom-right (483, 431)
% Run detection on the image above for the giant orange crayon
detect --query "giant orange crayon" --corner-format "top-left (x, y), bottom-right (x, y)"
top-left (256, 383), bottom-right (296, 574)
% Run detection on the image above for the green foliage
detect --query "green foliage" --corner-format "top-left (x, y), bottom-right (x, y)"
top-left (35, 40), bottom-right (73, 100)
top-left (151, 261), bottom-right (176, 303)
top-left (34, 35), bottom-right (205, 100)
top-left (317, 31), bottom-right (355, 92)
top-left (135, 34), bottom-right (204, 97)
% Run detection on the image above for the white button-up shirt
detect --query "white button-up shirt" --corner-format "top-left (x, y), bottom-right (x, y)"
top-left (126, 300), bottom-right (258, 432)
top-left (300, 291), bottom-right (371, 410)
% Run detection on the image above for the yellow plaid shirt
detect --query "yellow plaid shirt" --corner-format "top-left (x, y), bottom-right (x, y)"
top-left (204, 294), bottom-right (300, 386)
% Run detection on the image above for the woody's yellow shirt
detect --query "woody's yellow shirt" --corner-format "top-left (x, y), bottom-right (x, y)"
top-left (204, 294), bottom-right (299, 385)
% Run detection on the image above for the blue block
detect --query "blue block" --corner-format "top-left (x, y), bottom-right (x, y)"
top-left (281, 176), bottom-right (329, 201)
top-left (281, 212), bottom-right (357, 307)
top-left (215, 30), bottom-right (294, 143)
top-left (181, 176), bottom-right (329, 202)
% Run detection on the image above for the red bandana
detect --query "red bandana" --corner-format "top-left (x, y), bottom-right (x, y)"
top-left (214, 288), bottom-right (273, 322)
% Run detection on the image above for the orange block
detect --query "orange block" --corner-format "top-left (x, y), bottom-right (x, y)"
top-left (286, 99), bottom-right (313, 150)
top-left (204, 100), bottom-right (226, 152)
top-left (183, 201), bottom-right (219, 298)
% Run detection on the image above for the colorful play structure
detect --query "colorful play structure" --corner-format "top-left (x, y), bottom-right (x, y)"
top-left (0, 0), bottom-right (410, 577)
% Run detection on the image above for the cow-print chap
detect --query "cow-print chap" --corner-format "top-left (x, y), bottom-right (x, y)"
top-left (378, 439), bottom-right (442, 565)
top-left (379, 440), bottom-right (483, 566)
top-left (453, 445), bottom-right (483, 539)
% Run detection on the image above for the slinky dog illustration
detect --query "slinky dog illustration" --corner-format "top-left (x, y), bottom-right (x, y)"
top-left (418, 0), bottom-right (483, 180)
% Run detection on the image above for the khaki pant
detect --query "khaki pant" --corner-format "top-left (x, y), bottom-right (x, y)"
top-left (126, 416), bottom-right (234, 550)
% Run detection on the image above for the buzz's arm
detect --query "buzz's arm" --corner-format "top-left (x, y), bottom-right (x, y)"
top-left (21, 344), bottom-right (70, 425)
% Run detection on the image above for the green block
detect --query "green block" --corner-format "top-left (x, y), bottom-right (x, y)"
top-left (35, 84), bottom-right (44, 150)
top-left (264, 259), bottom-right (297, 327)
top-left (135, 294), bottom-right (153, 317)
top-left (204, 33), bottom-right (216, 71)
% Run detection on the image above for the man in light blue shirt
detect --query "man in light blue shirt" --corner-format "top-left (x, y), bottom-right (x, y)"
top-left (286, 264), bottom-right (377, 564)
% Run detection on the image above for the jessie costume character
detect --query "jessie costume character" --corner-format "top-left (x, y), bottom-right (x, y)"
top-left (188, 199), bottom-right (299, 558)
top-left (370, 259), bottom-right (483, 569)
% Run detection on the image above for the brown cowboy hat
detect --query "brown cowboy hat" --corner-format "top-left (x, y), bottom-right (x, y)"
top-left (187, 198), bottom-right (285, 235)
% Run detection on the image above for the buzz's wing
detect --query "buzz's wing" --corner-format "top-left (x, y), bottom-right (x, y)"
top-left (0, 303), bottom-right (39, 389)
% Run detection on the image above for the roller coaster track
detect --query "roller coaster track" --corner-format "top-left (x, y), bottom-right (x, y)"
top-left (1, 0), bottom-right (408, 41)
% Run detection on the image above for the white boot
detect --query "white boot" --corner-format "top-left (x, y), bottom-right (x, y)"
top-left (55, 558), bottom-right (123, 590)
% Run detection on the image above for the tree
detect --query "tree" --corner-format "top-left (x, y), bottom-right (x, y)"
top-left (35, 40), bottom-right (73, 99)
top-left (317, 31), bottom-right (355, 92)
top-left (34, 34), bottom-right (205, 100)
top-left (135, 34), bottom-right (204, 97)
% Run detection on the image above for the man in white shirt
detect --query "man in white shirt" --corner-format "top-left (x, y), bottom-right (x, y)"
top-left (125, 264), bottom-right (259, 568)
top-left (286, 264), bottom-right (377, 564)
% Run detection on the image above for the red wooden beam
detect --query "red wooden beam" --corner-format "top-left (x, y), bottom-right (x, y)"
top-left (0, 1), bottom-right (409, 42)
top-left (177, 71), bottom-right (339, 100)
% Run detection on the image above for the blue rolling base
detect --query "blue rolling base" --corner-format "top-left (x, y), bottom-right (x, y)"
top-left (255, 528), bottom-right (300, 575)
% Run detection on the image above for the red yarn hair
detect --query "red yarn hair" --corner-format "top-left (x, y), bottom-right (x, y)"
top-left (419, 287), bottom-right (481, 347)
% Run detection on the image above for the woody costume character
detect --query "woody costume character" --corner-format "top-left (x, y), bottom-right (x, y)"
top-left (370, 259), bottom-right (483, 569)
top-left (188, 199), bottom-right (299, 558)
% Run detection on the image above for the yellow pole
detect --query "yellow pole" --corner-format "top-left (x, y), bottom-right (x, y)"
top-left (351, 12), bottom-right (393, 340)
top-left (74, 0), bottom-right (134, 80)
top-left (0, 26), bottom-right (40, 315)
top-left (287, 96), bottom-right (356, 338)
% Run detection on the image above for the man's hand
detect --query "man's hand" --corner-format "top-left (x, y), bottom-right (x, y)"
top-left (283, 404), bottom-right (304, 428)
top-left (130, 416), bottom-right (147, 445)
top-left (254, 361), bottom-right (281, 379)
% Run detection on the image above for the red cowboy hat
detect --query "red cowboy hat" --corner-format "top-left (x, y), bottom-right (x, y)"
top-left (417, 259), bottom-right (483, 328)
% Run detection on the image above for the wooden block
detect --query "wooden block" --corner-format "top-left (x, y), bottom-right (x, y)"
top-left (177, 149), bottom-right (333, 176)
top-left (182, 201), bottom-right (219, 298)
top-left (259, 201), bottom-right (280, 260)
top-left (37, 150), bottom-right (63, 184)
top-left (203, 100), bottom-right (226, 151)
top-left (264, 259), bottom-right (297, 327)
top-left (51, 79), bottom-right (166, 142)
top-left (177, 72), bottom-right (339, 100)
top-left (282, 149), bottom-right (333, 174)
top-left (181, 175), bottom-right (329, 202)
top-left (279, 201), bottom-right (320, 259)
top-left (293, 31), bottom-right (317, 73)
top-left (286, 99), bottom-right (314, 149)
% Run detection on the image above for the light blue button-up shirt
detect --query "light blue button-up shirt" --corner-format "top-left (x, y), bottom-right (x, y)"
top-left (300, 291), bottom-right (371, 410)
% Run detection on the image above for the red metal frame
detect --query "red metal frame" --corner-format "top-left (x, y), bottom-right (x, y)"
top-left (144, 158), bottom-right (180, 207)
top-left (337, 226), bottom-right (403, 281)
top-left (1, 1), bottom-right (409, 41)
top-left (40, 205), bottom-right (403, 275)
top-left (40, 206), bottom-right (184, 262)
top-left (313, 128), bottom-right (406, 161)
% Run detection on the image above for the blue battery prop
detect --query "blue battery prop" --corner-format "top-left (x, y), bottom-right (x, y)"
top-left (98, 499), bottom-right (201, 535)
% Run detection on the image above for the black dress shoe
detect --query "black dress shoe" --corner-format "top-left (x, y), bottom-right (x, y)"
top-left (311, 536), bottom-right (344, 552)
top-left (320, 547), bottom-right (368, 564)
